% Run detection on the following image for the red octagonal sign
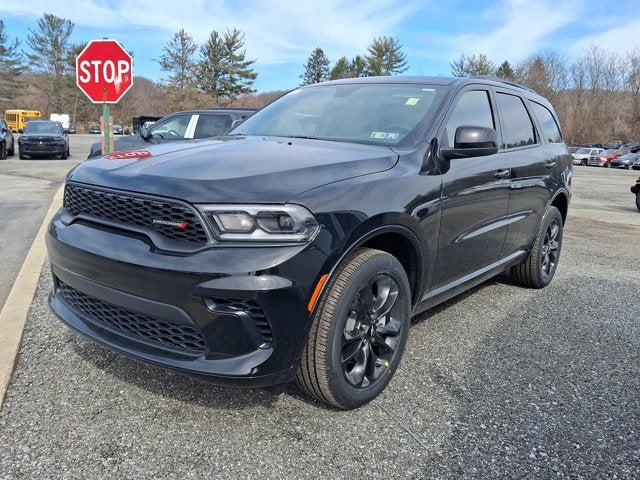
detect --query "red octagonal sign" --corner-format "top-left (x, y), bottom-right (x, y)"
top-left (76, 39), bottom-right (133, 103)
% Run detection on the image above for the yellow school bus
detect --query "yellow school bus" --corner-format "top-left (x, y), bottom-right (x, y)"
top-left (4, 110), bottom-right (42, 132)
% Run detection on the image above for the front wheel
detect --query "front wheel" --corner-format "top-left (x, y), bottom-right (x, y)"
top-left (296, 249), bottom-right (411, 409)
top-left (636, 193), bottom-right (640, 212)
top-left (511, 206), bottom-right (563, 289)
top-left (0, 143), bottom-right (6, 160)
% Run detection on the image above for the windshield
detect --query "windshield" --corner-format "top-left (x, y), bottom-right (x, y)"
top-left (576, 148), bottom-right (591, 154)
top-left (603, 149), bottom-right (616, 154)
top-left (24, 122), bottom-right (63, 134)
top-left (618, 153), bottom-right (636, 160)
top-left (232, 83), bottom-right (445, 147)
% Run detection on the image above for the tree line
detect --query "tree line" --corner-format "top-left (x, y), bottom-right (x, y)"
top-left (1, 13), bottom-right (640, 142)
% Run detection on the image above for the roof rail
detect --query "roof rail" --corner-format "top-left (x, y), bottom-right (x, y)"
top-left (469, 75), bottom-right (537, 94)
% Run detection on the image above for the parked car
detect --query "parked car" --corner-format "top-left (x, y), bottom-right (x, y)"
top-left (604, 140), bottom-right (624, 149)
top-left (621, 142), bottom-right (640, 153)
top-left (582, 143), bottom-right (603, 148)
top-left (87, 108), bottom-right (256, 158)
top-left (46, 76), bottom-right (571, 409)
top-left (632, 177), bottom-right (640, 212)
top-left (572, 147), bottom-right (603, 166)
top-left (112, 124), bottom-right (124, 135)
top-left (588, 149), bottom-right (629, 167)
top-left (0, 119), bottom-right (15, 159)
top-left (610, 152), bottom-right (639, 169)
top-left (18, 120), bottom-right (70, 159)
top-left (567, 146), bottom-right (580, 154)
top-left (89, 125), bottom-right (101, 134)
top-left (632, 157), bottom-right (640, 170)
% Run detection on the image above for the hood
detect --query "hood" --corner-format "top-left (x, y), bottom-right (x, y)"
top-left (21, 132), bottom-right (65, 140)
top-left (70, 135), bottom-right (399, 204)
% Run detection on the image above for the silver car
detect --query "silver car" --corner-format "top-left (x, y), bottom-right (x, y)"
top-left (572, 147), bottom-right (604, 166)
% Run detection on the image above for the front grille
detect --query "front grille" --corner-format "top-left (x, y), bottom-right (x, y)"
top-left (211, 298), bottom-right (273, 347)
top-left (64, 184), bottom-right (208, 244)
top-left (57, 281), bottom-right (206, 354)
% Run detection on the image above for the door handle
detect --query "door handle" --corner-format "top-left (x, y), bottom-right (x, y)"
top-left (494, 169), bottom-right (510, 179)
top-left (545, 161), bottom-right (557, 169)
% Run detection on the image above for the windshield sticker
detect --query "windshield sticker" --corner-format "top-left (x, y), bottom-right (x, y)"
top-left (370, 131), bottom-right (399, 140)
top-left (405, 97), bottom-right (420, 106)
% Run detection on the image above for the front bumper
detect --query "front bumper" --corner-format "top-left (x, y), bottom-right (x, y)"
top-left (19, 143), bottom-right (66, 156)
top-left (46, 209), bottom-right (330, 386)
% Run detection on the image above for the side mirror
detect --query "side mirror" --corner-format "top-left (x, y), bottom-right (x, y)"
top-left (140, 126), bottom-right (151, 140)
top-left (441, 126), bottom-right (499, 160)
top-left (230, 119), bottom-right (244, 130)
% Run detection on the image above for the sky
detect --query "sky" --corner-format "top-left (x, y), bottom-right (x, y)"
top-left (2, 0), bottom-right (640, 92)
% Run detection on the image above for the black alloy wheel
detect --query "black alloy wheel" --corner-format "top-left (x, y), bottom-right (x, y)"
top-left (540, 218), bottom-right (560, 279)
top-left (341, 274), bottom-right (403, 389)
top-left (296, 248), bottom-right (411, 409)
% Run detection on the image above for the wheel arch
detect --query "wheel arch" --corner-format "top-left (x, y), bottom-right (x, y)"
top-left (549, 189), bottom-right (569, 224)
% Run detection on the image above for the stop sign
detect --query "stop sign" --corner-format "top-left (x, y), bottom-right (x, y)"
top-left (76, 39), bottom-right (133, 103)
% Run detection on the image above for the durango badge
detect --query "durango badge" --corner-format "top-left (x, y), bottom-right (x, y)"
top-left (152, 219), bottom-right (189, 229)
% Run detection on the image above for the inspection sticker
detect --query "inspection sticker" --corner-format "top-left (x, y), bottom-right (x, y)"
top-left (370, 131), bottom-right (399, 140)
top-left (405, 97), bottom-right (420, 105)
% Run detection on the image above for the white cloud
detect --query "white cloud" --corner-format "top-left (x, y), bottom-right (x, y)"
top-left (570, 17), bottom-right (640, 55)
top-left (1, 0), bottom-right (421, 65)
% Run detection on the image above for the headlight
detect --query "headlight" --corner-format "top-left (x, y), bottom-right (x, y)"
top-left (197, 204), bottom-right (320, 244)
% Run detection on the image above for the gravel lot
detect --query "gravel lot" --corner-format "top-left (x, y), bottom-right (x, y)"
top-left (0, 166), bottom-right (639, 479)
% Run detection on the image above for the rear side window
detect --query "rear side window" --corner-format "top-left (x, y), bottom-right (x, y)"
top-left (496, 93), bottom-right (536, 149)
top-left (529, 101), bottom-right (562, 143)
top-left (445, 90), bottom-right (494, 147)
top-left (194, 114), bottom-right (232, 139)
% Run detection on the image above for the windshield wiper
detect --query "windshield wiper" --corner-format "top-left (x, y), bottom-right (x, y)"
top-left (286, 135), bottom-right (322, 140)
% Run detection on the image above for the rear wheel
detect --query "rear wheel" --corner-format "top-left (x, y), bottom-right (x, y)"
top-left (511, 206), bottom-right (563, 289)
top-left (296, 249), bottom-right (411, 409)
top-left (636, 192), bottom-right (640, 212)
top-left (7, 143), bottom-right (14, 156)
top-left (0, 142), bottom-right (6, 160)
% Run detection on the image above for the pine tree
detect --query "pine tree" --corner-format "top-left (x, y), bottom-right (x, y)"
top-left (300, 47), bottom-right (330, 85)
top-left (158, 29), bottom-right (198, 92)
top-left (450, 53), bottom-right (495, 77)
top-left (350, 55), bottom-right (367, 77)
top-left (495, 60), bottom-right (515, 80)
top-left (0, 19), bottom-right (24, 110)
top-left (365, 37), bottom-right (408, 76)
top-left (330, 56), bottom-right (351, 80)
top-left (197, 28), bottom-right (257, 102)
top-left (26, 13), bottom-right (74, 113)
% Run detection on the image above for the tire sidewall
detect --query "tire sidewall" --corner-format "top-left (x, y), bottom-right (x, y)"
top-left (325, 253), bottom-right (411, 408)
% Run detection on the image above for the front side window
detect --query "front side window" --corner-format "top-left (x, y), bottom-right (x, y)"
top-left (445, 90), bottom-right (494, 147)
top-left (530, 101), bottom-right (562, 143)
top-left (150, 114), bottom-right (192, 139)
top-left (232, 83), bottom-right (445, 147)
top-left (496, 93), bottom-right (536, 149)
top-left (194, 114), bottom-right (232, 139)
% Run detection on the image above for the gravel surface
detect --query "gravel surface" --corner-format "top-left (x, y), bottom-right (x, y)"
top-left (0, 166), bottom-right (639, 479)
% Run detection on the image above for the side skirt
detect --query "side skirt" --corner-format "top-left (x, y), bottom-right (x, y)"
top-left (412, 250), bottom-right (527, 316)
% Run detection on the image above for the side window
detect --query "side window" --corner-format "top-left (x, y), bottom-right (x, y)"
top-left (150, 114), bottom-right (192, 139)
top-left (529, 101), bottom-right (562, 143)
top-left (193, 114), bottom-right (232, 139)
top-left (495, 93), bottom-right (536, 149)
top-left (445, 90), bottom-right (494, 147)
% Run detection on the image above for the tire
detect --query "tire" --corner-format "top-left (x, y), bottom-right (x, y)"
top-left (581, 159), bottom-right (587, 166)
top-left (7, 144), bottom-right (14, 156)
top-left (296, 248), bottom-right (411, 409)
top-left (60, 150), bottom-right (68, 160)
top-left (511, 206), bottom-right (563, 289)
top-left (0, 143), bottom-right (6, 160)
top-left (636, 193), bottom-right (640, 213)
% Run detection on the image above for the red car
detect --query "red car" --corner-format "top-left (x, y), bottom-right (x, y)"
top-left (588, 149), bottom-right (629, 167)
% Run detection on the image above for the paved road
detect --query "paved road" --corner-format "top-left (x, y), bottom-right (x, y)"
top-left (0, 166), bottom-right (639, 479)
top-left (0, 135), bottom-right (95, 310)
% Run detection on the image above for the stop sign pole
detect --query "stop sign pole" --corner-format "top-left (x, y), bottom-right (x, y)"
top-left (76, 39), bottom-right (133, 155)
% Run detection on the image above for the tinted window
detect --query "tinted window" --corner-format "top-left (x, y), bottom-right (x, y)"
top-left (445, 90), bottom-right (494, 147)
top-left (194, 114), bottom-right (232, 139)
top-left (496, 93), bottom-right (536, 149)
top-left (530, 101), bottom-right (562, 143)
top-left (233, 84), bottom-right (445, 147)
top-left (150, 114), bottom-right (191, 139)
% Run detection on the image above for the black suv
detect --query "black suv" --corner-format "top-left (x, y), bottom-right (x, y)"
top-left (87, 108), bottom-right (256, 158)
top-left (46, 77), bottom-right (571, 409)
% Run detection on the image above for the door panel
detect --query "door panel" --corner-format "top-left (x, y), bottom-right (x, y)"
top-left (432, 88), bottom-right (510, 287)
